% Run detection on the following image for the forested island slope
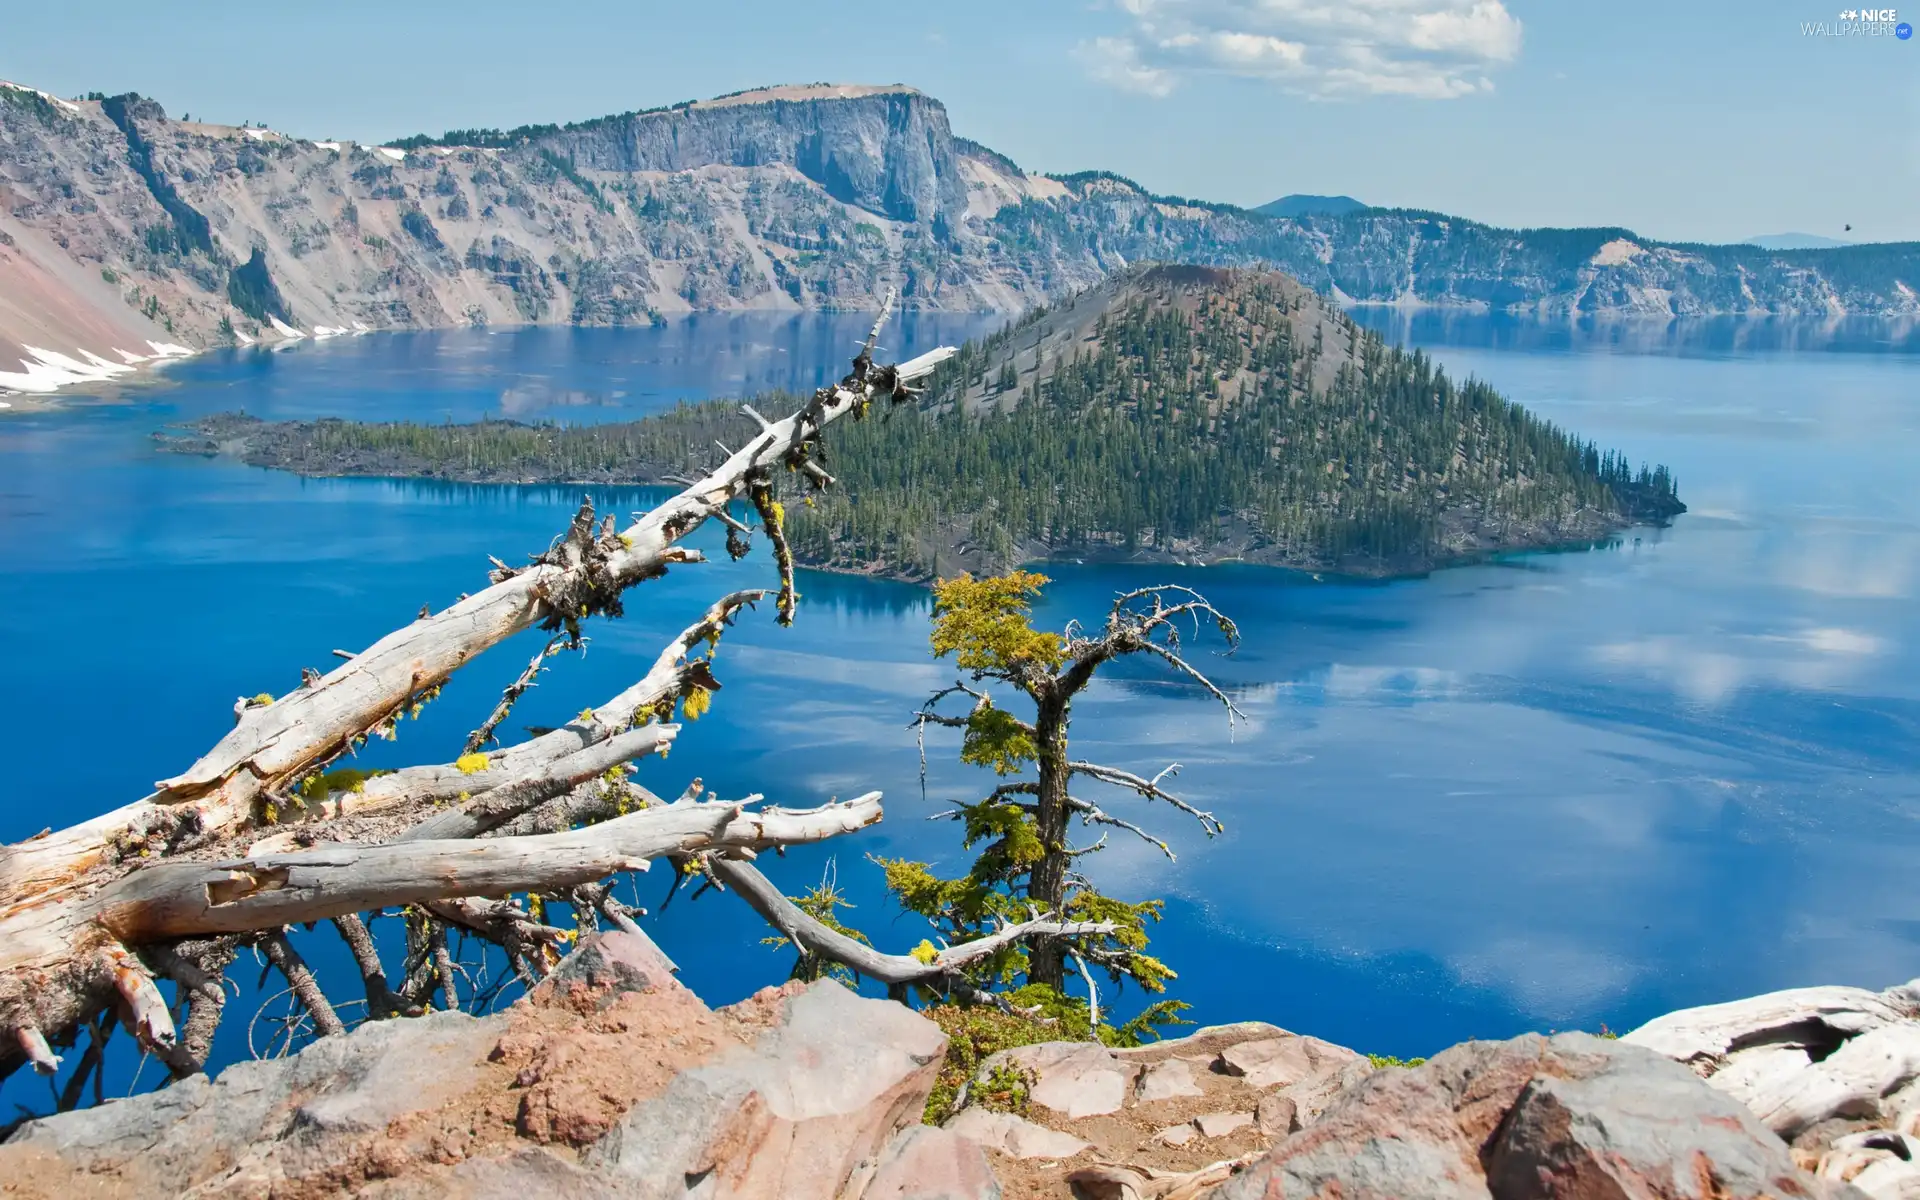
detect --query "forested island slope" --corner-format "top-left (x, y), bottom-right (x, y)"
top-left (3, 76), bottom-right (1918, 374)
top-left (163, 265), bottom-right (1683, 579)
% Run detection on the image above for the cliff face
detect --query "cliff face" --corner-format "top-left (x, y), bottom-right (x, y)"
top-left (539, 85), bottom-right (970, 227)
top-left (2, 76), bottom-right (1917, 379)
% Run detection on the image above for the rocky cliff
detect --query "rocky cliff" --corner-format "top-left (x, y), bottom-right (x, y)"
top-left (4, 929), bottom-right (1916, 1198)
top-left (3, 76), bottom-right (1918, 391)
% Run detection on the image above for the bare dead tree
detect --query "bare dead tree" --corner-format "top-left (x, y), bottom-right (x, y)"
top-left (0, 294), bottom-right (1060, 1097)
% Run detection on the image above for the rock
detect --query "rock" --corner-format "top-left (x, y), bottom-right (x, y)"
top-left (1135, 1058), bottom-right (1203, 1103)
top-left (862, 1124), bottom-right (1003, 1200)
top-left (1215, 1033), bottom-right (1365, 1090)
top-left (1110, 1022), bottom-right (1291, 1061)
top-left (1194, 1110), bottom-right (1254, 1138)
top-left (944, 1107), bottom-right (1092, 1160)
top-left (587, 979), bottom-right (947, 1198)
top-left (539, 924), bottom-right (682, 1006)
top-left (370, 1147), bottom-right (613, 1199)
top-left (1157, 1122), bottom-right (1197, 1146)
top-left (1485, 1040), bottom-right (1849, 1198)
top-left (975, 1042), bottom-right (1136, 1119)
top-left (1215, 1032), bottom-right (1863, 1200)
top-left (1255, 1092), bottom-right (1299, 1136)
top-left (0, 1009), bottom-right (507, 1194)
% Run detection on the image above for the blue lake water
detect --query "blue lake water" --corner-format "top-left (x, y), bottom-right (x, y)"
top-left (2, 310), bottom-right (1917, 1110)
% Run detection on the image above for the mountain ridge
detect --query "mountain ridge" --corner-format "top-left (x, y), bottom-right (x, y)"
top-left (1254, 194), bottom-right (1369, 218)
top-left (3, 77), bottom-right (1918, 387)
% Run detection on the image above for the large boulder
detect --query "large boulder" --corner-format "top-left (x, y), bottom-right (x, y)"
top-left (1214, 1032), bottom-right (1865, 1200)
top-left (585, 980), bottom-right (947, 1198)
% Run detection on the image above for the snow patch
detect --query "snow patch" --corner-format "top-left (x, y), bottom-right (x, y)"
top-left (375, 147), bottom-right (406, 162)
top-left (235, 330), bottom-right (255, 345)
top-left (79, 350), bottom-right (135, 375)
top-left (114, 348), bottom-right (149, 364)
top-left (146, 341), bottom-right (194, 357)
top-left (314, 141), bottom-right (341, 151)
top-left (0, 342), bottom-right (178, 393)
top-left (24, 346), bottom-right (119, 382)
top-left (0, 81), bottom-right (82, 115)
top-left (269, 317), bottom-right (306, 340)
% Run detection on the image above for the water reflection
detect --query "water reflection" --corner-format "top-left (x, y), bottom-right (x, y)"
top-left (1349, 308), bottom-right (1920, 358)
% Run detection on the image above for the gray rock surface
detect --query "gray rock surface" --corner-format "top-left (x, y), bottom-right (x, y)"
top-left (973, 1041), bottom-right (1137, 1119)
top-left (1215, 1032), bottom-right (1866, 1200)
top-left (4, 1009), bottom-right (506, 1191)
top-left (584, 979), bottom-right (946, 1199)
top-left (860, 1124), bottom-right (1003, 1200)
top-left (1136, 1057), bottom-right (1204, 1102)
top-left (942, 1107), bottom-right (1092, 1160)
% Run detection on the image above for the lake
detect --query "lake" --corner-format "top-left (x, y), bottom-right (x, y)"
top-left (2, 309), bottom-right (1916, 1110)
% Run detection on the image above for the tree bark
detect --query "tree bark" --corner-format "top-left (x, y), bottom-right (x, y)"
top-left (1027, 693), bottom-right (1074, 990)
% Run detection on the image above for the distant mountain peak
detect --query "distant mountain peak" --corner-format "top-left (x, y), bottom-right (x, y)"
top-left (1255, 194), bottom-right (1369, 219)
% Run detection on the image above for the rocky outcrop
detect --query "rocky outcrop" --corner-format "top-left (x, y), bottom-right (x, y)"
top-left (3, 75), bottom-right (1917, 389)
top-left (2, 942), bottom-right (1911, 1200)
top-left (0, 930), bottom-right (985, 1200)
top-left (536, 86), bottom-right (970, 228)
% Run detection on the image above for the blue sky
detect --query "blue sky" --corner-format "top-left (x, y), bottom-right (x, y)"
top-left (4, 0), bottom-right (1914, 242)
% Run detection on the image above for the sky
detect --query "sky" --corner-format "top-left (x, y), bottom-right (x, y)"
top-left (4, 0), bottom-right (1916, 243)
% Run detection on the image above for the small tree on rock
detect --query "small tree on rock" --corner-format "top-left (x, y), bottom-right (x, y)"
top-left (878, 571), bottom-right (1241, 1038)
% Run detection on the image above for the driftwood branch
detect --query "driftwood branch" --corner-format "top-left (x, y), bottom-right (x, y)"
top-left (86, 797), bottom-right (883, 941)
top-left (1625, 978), bottom-right (1920, 1137)
top-left (708, 855), bottom-right (1114, 986)
top-left (261, 932), bottom-right (346, 1039)
top-left (465, 635), bottom-right (564, 755)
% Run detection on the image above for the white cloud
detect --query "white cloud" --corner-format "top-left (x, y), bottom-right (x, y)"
top-left (1075, 36), bottom-right (1178, 97)
top-left (1083, 0), bottom-right (1523, 100)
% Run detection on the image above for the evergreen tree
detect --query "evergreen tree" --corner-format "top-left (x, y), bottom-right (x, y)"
top-left (873, 571), bottom-right (1238, 1035)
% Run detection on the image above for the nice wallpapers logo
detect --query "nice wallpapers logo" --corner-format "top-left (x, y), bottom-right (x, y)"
top-left (1803, 7), bottom-right (1914, 35)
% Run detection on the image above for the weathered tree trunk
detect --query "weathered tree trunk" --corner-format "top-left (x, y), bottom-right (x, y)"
top-left (1028, 694), bottom-right (1074, 990)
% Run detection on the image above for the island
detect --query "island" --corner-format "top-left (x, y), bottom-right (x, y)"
top-left (156, 265), bottom-right (1685, 581)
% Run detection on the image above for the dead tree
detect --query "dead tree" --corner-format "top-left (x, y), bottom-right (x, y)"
top-left (0, 295), bottom-right (1077, 1099)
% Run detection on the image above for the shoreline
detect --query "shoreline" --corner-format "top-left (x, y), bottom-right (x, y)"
top-left (155, 430), bottom-right (1677, 587)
